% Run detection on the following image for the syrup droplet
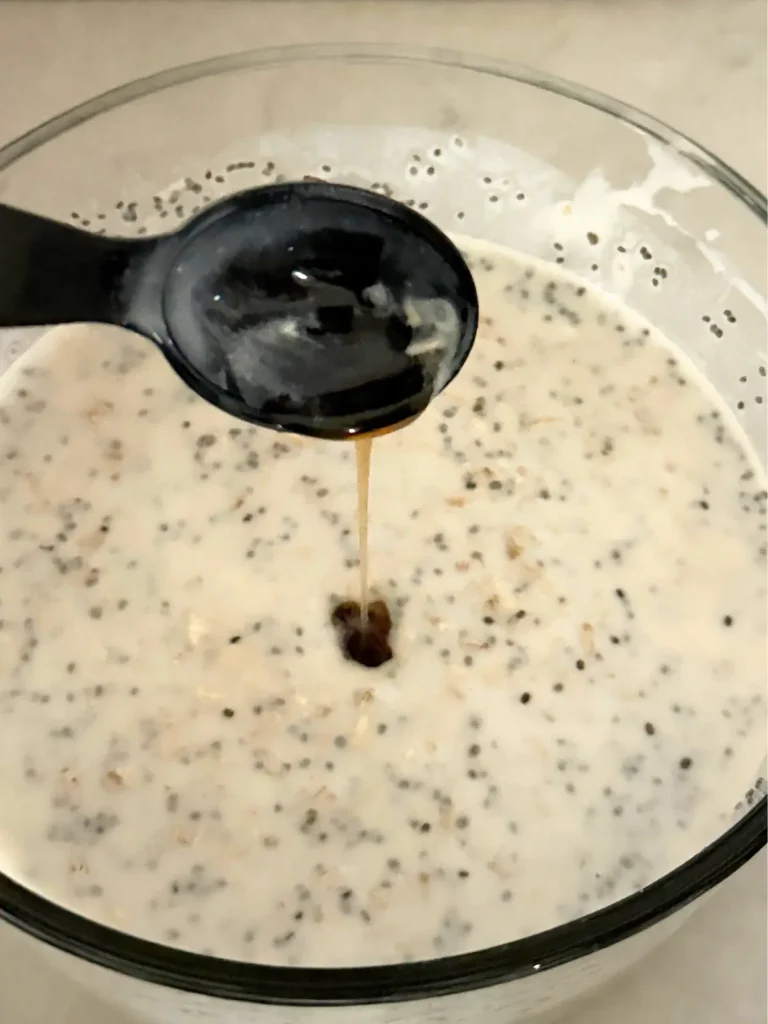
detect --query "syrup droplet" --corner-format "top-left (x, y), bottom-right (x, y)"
top-left (331, 598), bottom-right (393, 668)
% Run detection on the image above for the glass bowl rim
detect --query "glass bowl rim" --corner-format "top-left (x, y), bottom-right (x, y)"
top-left (0, 42), bottom-right (764, 1007)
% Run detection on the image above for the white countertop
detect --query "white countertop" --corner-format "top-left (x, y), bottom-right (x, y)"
top-left (0, 2), bottom-right (765, 1022)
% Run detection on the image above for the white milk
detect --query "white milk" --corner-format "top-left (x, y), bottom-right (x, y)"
top-left (0, 238), bottom-right (764, 967)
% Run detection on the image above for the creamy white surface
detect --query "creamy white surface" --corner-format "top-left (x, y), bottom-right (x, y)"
top-left (0, 239), bottom-right (764, 967)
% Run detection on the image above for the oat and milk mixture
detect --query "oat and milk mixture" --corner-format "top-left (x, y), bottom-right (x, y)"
top-left (0, 238), bottom-right (764, 967)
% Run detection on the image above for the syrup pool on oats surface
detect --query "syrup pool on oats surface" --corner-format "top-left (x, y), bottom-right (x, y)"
top-left (0, 236), bottom-right (764, 967)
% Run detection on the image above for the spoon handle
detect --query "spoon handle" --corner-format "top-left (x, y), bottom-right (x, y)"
top-left (0, 203), bottom-right (149, 329)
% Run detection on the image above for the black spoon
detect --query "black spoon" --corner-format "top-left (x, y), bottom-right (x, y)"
top-left (0, 181), bottom-right (479, 439)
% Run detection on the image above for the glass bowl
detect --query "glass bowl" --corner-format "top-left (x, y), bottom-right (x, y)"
top-left (0, 43), bottom-right (765, 1024)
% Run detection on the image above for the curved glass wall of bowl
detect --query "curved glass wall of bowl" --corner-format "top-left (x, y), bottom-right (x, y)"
top-left (0, 44), bottom-right (764, 1017)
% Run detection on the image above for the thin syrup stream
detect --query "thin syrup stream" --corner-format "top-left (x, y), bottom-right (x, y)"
top-left (355, 435), bottom-right (373, 623)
